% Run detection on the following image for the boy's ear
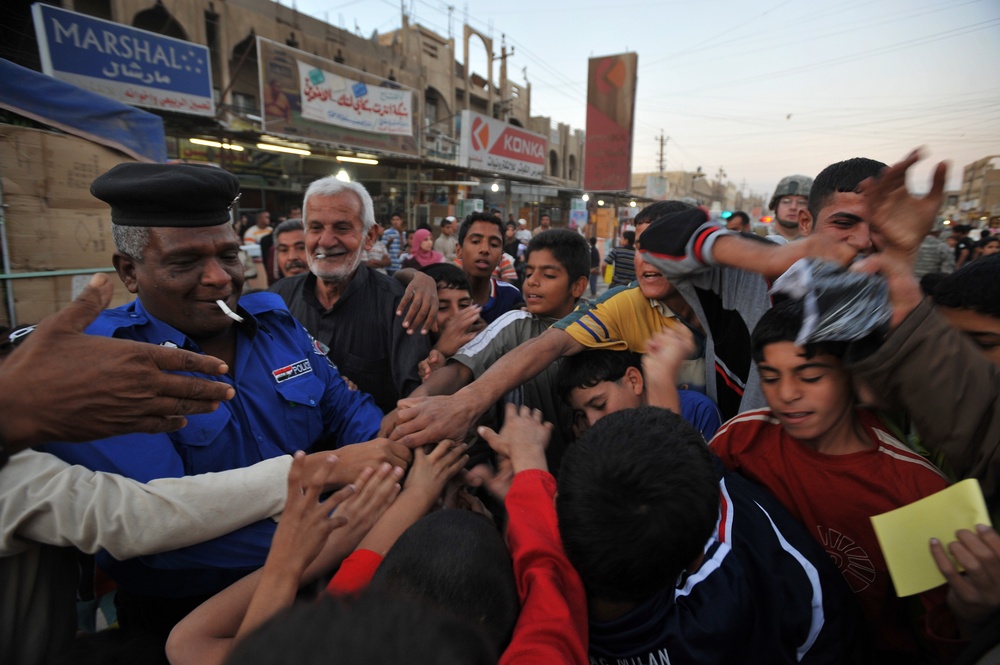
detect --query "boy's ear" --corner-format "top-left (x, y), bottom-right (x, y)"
top-left (624, 366), bottom-right (644, 396)
top-left (570, 276), bottom-right (589, 299)
top-left (797, 209), bottom-right (813, 237)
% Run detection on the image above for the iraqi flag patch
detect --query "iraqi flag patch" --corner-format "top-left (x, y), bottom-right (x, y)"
top-left (272, 358), bottom-right (313, 383)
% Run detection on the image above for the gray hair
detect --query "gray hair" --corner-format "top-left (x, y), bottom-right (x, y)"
top-left (302, 178), bottom-right (375, 233)
top-left (274, 218), bottom-right (304, 236)
top-left (112, 224), bottom-right (150, 260)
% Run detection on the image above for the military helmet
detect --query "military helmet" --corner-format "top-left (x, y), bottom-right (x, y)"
top-left (769, 175), bottom-right (813, 211)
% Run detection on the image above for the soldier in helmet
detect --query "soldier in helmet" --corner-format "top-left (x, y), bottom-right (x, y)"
top-left (765, 174), bottom-right (812, 244)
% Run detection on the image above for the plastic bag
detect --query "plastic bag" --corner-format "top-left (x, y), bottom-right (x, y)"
top-left (770, 258), bottom-right (890, 346)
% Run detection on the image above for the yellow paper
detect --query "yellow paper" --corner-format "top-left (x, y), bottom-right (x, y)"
top-left (870, 478), bottom-right (991, 597)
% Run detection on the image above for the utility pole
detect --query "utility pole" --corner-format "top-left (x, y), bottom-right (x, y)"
top-left (714, 166), bottom-right (727, 206)
top-left (497, 34), bottom-right (514, 120)
top-left (656, 132), bottom-right (668, 177)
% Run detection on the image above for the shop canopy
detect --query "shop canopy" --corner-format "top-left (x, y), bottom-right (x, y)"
top-left (0, 57), bottom-right (166, 163)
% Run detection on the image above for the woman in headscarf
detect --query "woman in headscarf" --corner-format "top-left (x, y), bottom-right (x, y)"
top-left (401, 228), bottom-right (444, 269)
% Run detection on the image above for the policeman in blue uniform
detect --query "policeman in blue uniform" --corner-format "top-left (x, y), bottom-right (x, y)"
top-left (43, 163), bottom-right (411, 642)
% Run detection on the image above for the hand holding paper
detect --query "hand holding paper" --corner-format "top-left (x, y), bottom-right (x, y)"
top-left (930, 524), bottom-right (1000, 638)
top-left (871, 478), bottom-right (992, 597)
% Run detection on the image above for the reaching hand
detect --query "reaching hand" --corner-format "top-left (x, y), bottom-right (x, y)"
top-left (330, 438), bottom-right (413, 486)
top-left (392, 395), bottom-right (478, 447)
top-left (0, 273), bottom-right (234, 450)
top-left (644, 325), bottom-right (695, 381)
top-left (859, 148), bottom-right (948, 260)
top-left (850, 253), bottom-right (924, 329)
top-left (418, 350), bottom-right (448, 382)
top-left (397, 270), bottom-right (438, 335)
top-left (404, 440), bottom-right (469, 505)
top-left (930, 524), bottom-right (1000, 638)
top-left (477, 403), bottom-right (552, 474)
top-left (319, 462), bottom-right (405, 564)
top-left (265, 451), bottom-right (355, 577)
top-left (433, 304), bottom-right (484, 358)
top-left (466, 458), bottom-right (515, 502)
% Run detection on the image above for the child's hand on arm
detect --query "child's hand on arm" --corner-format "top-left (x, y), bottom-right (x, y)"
top-left (930, 524), bottom-right (1000, 639)
top-left (643, 324), bottom-right (695, 415)
top-left (478, 403), bottom-right (552, 474)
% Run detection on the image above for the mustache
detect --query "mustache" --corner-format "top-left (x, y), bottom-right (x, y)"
top-left (284, 259), bottom-right (308, 269)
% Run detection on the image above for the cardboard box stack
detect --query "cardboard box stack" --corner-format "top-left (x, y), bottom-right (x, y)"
top-left (0, 125), bottom-right (134, 327)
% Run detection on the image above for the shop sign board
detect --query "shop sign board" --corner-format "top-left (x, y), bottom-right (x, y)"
top-left (458, 110), bottom-right (546, 180)
top-left (32, 3), bottom-right (214, 116)
top-left (259, 38), bottom-right (419, 157)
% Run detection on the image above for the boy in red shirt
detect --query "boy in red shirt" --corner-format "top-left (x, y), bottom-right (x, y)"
top-left (710, 298), bottom-right (950, 659)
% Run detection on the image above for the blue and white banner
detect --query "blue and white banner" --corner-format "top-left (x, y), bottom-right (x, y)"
top-left (32, 3), bottom-right (214, 117)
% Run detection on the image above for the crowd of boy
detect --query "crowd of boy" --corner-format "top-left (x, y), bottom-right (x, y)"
top-left (1, 148), bottom-right (999, 665)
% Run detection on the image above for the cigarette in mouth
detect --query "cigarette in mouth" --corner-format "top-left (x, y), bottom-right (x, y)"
top-left (216, 299), bottom-right (244, 323)
top-left (314, 253), bottom-right (327, 259)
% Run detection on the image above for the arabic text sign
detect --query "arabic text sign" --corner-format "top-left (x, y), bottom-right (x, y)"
top-left (32, 3), bottom-right (214, 117)
top-left (459, 110), bottom-right (546, 180)
top-left (259, 38), bottom-right (419, 157)
top-left (297, 62), bottom-right (412, 136)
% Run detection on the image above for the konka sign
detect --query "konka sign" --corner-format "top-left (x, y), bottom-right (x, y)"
top-left (459, 110), bottom-right (546, 180)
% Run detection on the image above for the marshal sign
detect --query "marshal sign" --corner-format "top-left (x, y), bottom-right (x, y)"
top-left (459, 110), bottom-right (546, 180)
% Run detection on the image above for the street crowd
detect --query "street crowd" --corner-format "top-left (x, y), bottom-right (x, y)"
top-left (1, 149), bottom-right (999, 665)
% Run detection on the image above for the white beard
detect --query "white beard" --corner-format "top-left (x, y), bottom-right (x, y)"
top-left (308, 244), bottom-right (362, 282)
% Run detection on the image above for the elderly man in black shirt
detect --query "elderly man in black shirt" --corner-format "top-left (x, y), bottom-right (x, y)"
top-left (271, 179), bottom-right (430, 413)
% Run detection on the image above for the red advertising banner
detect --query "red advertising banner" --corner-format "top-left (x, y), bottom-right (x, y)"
top-left (459, 110), bottom-right (546, 179)
top-left (584, 53), bottom-right (638, 192)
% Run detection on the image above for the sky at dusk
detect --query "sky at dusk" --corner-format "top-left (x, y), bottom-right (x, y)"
top-left (294, 0), bottom-right (1000, 198)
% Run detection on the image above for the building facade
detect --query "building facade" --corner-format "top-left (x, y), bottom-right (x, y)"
top-left (7, 0), bottom-right (584, 229)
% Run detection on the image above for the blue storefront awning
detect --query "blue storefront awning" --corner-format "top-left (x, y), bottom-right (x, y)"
top-left (0, 57), bottom-right (166, 163)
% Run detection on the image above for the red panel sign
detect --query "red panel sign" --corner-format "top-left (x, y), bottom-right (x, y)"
top-left (584, 53), bottom-right (638, 192)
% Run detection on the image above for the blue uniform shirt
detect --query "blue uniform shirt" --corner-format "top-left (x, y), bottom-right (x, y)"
top-left (43, 292), bottom-right (382, 596)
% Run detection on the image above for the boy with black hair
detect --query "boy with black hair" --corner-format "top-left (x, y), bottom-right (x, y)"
top-left (417, 263), bottom-right (484, 370)
top-left (797, 157), bottom-right (888, 255)
top-left (556, 343), bottom-right (721, 440)
top-left (555, 406), bottom-right (858, 663)
top-left (931, 254), bottom-right (1000, 364)
top-left (710, 299), bottom-right (950, 658)
top-left (454, 212), bottom-right (523, 324)
top-left (406, 229), bottom-right (590, 471)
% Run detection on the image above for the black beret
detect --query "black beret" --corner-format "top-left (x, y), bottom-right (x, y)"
top-left (91, 163), bottom-right (241, 227)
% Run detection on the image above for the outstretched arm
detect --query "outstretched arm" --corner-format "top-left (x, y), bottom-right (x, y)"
top-left (0, 273), bottom-right (234, 451)
top-left (391, 327), bottom-right (584, 448)
top-left (166, 461), bottom-right (403, 665)
top-left (710, 231), bottom-right (857, 280)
